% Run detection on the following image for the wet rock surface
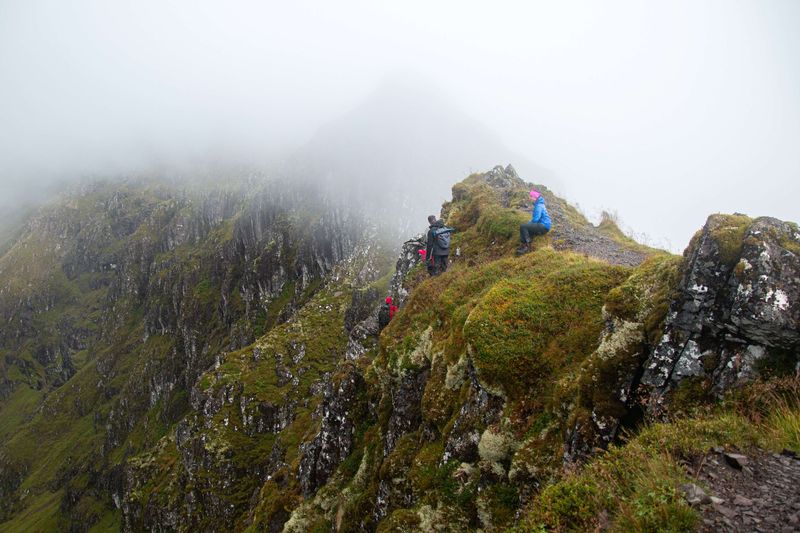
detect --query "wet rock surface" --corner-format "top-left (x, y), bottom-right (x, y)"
top-left (443, 360), bottom-right (504, 463)
top-left (0, 179), bottom-right (376, 531)
top-left (3, 167), bottom-right (799, 531)
top-left (642, 215), bottom-right (800, 409)
top-left (388, 237), bottom-right (425, 306)
top-left (299, 366), bottom-right (366, 496)
top-left (384, 365), bottom-right (430, 456)
top-left (691, 449), bottom-right (800, 533)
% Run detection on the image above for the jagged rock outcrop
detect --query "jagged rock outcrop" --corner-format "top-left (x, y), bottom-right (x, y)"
top-left (641, 215), bottom-right (800, 408)
top-left (388, 237), bottom-right (425, 305)
top-left (343, 288), bottom-right (382, 361)
top-left (0, 178), bottom-right (378, 531)
top-left (564, 214), bottom-right (800, 463)
top-left (384, 365), bottom-right (431, 457)
top-left (443, 360), bottom-right (504, 463)
top-left (299, 366), bottom-right (366, 496)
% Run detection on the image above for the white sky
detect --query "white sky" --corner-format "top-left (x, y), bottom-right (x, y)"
top-left (1, 0), bottom-right (798, 250)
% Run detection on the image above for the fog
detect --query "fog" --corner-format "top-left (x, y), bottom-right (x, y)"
top-left (1, 1), bottom-right (798, 250)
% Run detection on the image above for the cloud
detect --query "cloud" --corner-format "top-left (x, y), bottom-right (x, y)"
top-left (1, 0), bottom-right (798, 250)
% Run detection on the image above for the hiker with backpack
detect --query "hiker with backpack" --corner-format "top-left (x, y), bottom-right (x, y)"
top-left (426, 215), bottom-right (453, 276)
top-left (517, 189), bottom-right (551, 255)
top-left (378, 296), bottom-right (398, 330)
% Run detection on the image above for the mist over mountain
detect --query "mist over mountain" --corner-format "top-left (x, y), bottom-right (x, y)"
top-left (0, 79), bottom-right (558, 243)
top-left (289, 80), bottom-right (558, 234)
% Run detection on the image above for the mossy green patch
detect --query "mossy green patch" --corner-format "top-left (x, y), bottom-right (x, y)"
top-left (464, 249), bottom-right (629, 399)
top-left (705, 214), bottom-right (752, 268)
top-left (519, 385), bottom-right (800, 531)
top-left (604, 253), bottom-right (682, 344)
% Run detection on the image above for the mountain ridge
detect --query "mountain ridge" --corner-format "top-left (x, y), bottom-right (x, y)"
top-left (0, 166), bottom-right (797, 531)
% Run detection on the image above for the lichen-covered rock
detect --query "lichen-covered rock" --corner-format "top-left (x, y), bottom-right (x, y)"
top-left (641, 215), bottom-right (800, 409)
top-left (388, 237), bottom-right (425, 305)
top-left (344, 287), bottom-right (380, 332)
top-left (563, 316), bottom-right (647, 463)
top-left (299, 365), bottom-right (366, 496)
top-left (4, 166), bottom-right (799, 531)
top-left (0, 178), bottom-right (384, 531)
top-left (384, 366), bottom-right (430, 456)
top-left (344, 288), bottom-right (382, 361)
top-left (443, 360), bottom-right (504, 464)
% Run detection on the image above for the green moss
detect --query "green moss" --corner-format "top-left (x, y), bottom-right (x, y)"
top-left (246, 478), bottom-right (302, 532)
top-left (706, 214), bottom-right (752, 268)
top-left (604, 253), bottom-right (682, 344)
top-left (377, 509), bottom-right (421, 532)
top-left (778, 222), bottom-right (800, 255)
top-left (476, 204), bottom-right (528, 241)
top-left (479, 482), bottom-right (519, 528)
top-left (668, 377), bottom-right (714, 414)
top-left (524, 477), bottom-right (603, 531)
top-left (575, 320), bottom-right (644, 421)
top-left (407, 441), bottom-right (445, 496)
top-left (464, 249), bottom-right (629, 399)
top-left (516, 404), bottom-right (798, 531)
top-left (420, 355), bottom-right (460, 431)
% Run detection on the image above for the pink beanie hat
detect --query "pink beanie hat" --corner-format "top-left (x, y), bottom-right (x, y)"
top-left (529, 190), bottom-right (541, 200)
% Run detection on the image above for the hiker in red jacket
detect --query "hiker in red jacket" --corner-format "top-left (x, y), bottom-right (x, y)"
top-left (378, 296), bottom-right (398, 330)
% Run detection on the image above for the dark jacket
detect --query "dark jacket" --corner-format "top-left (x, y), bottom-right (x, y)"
top-left (426, 220), bottom-right (449, 257)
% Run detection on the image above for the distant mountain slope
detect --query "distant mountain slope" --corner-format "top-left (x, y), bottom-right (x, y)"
top-left (0, 204), bottom-right (35, 257)
top-left (0, 177), bottom-right (393, 530)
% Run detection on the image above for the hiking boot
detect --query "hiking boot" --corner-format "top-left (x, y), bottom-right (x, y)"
top-left (515, 242), bottom-right (531, 256)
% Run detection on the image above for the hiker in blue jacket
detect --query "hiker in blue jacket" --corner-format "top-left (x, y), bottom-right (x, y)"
top-left (517, 189), bottom-right (551, 255)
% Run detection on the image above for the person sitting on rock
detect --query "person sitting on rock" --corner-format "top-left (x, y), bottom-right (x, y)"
top-left (517, 189), bottom-right (551, 255)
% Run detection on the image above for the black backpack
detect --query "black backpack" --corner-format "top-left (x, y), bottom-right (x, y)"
top-left (378, 303), bottom-right (391, 329)
top-left (433, 227), bottom-right (454, 251)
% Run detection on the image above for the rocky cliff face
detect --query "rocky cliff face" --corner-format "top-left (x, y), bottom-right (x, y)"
top-left (0, 178), bottom-right (384, 530)
top-left (1, 167), bottom-right (797, 532)
top-left (642, 215), bottom-right (800, 401)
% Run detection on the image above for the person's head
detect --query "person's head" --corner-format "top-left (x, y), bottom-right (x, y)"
top-left (385, 296), bottom-right (393, 304)
top-left (427, 215), bottom-right (437, 225)
top-left (530, 190), bottom-right (541, 202)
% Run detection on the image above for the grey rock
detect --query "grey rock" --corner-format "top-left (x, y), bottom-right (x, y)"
top-left (724, 453), bottom-right (749, 470)
top-left (384, 365), bottom-right (430, 456)
top-left (681, 483), bottom-right (712, 505)
top-left (298, 365), bottom-right (365, 496)
top-left (442, 359), bottom-right (504, 463)
top-left (716, 504), bottom-right (738, 519)
top-left (641, 215), bottom-right (800, 411)
top-left (388, 236), bottom-right (425, 306)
